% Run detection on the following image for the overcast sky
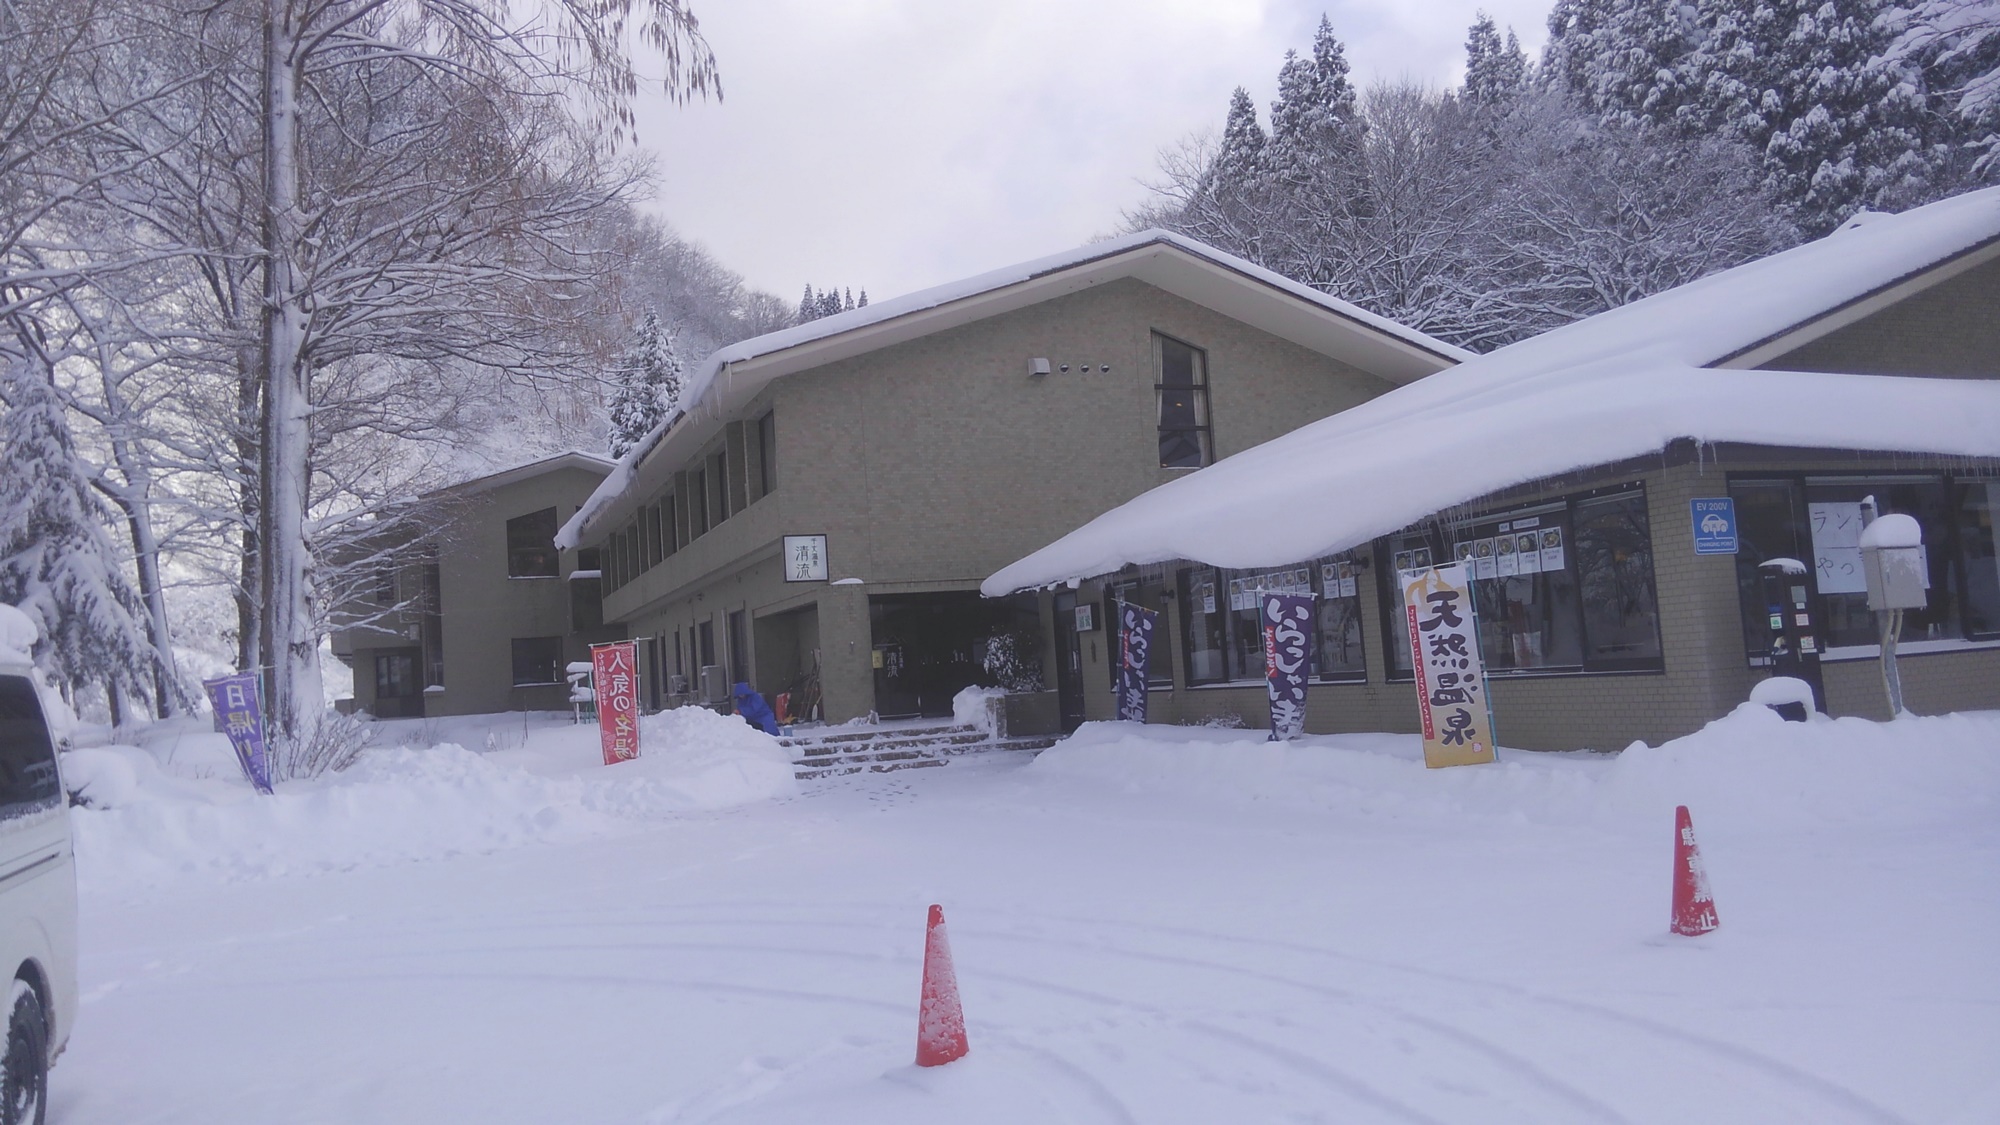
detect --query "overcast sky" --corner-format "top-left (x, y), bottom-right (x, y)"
top-left (630, 1), bottom-right (1552, 304)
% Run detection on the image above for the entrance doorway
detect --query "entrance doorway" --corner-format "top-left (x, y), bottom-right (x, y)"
top-left (868, 592), bottom-right (1040, 720)
top-left (1052, 592), bottom-right (1085, 732)
top-left (372, 648), bottom-right (423, 719)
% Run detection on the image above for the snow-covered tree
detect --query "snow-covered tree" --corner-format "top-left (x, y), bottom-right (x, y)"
top-left (1885, 0), bottom-right (2000, 170)
top-left (1464, 13), bottom-right (1531, 107)
top-left (608, 311), bottom-right (682, 459)
top-left (0, 355), bottom-right (159, 717)
top-left (1543, 0), bottom-right (1706, 128)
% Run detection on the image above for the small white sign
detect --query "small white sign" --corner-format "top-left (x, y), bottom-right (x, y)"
top-left (783, 534), bottom-right (829, 582)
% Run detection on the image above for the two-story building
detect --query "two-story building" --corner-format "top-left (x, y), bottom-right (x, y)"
top-left (556, 231), bottom-right (1467, 730)
top-left (332, 451), bottom-right (623, 718)
top-left (986, 189), bottom-right (2000, 749)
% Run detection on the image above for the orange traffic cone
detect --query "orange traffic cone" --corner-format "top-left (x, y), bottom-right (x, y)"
top-left (1671, 805), bottom-right (1719, 936)
top-left (915, 904), bottom-right (969, 1067)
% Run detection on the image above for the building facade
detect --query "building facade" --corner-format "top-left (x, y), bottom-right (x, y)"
top-left (331, 453), bottom-right (623, 719)
top-left (561, 233), bottom-right (1466, 729)
top-left (990, 191), bottom-right (2000, 749)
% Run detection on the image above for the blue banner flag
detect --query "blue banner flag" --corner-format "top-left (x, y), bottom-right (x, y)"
top-left (1261, 593), bottom-right (1315, 741)
top-left (1114, 601), bottom-right (1158, 723)
top-left (203, 672), bottom-right (274, 794)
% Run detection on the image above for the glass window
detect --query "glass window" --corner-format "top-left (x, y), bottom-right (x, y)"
top-left (1105, 579), bottom-right (1175, 690)
top-left (711, 451), bottom-right (731, 524)
top-left (570, 574), bottom-right (603, 632)
top-left (0, 675), bottom-right (60, 820)
top-left (662, 495), bottom-right (678, 557)
top-left (758, 410), bottom-right (777, 497)
top-left (1728, 478), bottom-right (1809, 659)
top-left (1156, 335), bottom-right (1211, 469)
top-left (1314, 553), bottom-right (1366, 682)
top-left (1178, 566), bottom-right (1228, 686)
top-left (1804, 476), bottom-right (1956, 647)
top-left (1223, 566), bottom-right (1313, 681)
top-left (690, 468), bottom-right (708, 535)
top-left (1959, 480), bottom-right (2000, 639)
top-left (1573, 490), bottom-right (1663, 668)
top-left (1381, 490), bottom-right (1661, 678)
top-left (505, 507), bottom-right (560, 577)
top-left (510, 637), bottom-right (562, 686)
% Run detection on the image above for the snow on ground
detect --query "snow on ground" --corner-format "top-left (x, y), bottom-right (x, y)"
top-left (48, 707), bottom-right (2000, 1124)
top-left (61, 706), bottom-right (796, 888)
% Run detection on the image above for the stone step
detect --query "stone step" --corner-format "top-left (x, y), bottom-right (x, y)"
top-left (779, 722), bottom-right (973, 750)
top-left (788, 733), bottom-right (1060, 779)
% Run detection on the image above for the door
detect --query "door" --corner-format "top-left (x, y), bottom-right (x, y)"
top-left (372, 648), bottom-right (423, 718)
top-left (1052, 592), bottom-right (1086, 732)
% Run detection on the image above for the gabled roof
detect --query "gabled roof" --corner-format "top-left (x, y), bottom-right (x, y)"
top-left (556, 230), bottom-right (1471, 548)
top-left (983, 186), bottom-right (2000, 595)
top-left (427, 451), bottom-right (613, 501)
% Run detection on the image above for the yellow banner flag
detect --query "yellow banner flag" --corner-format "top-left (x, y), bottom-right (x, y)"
top-left (1400, 563), bottom-right (1498, 769)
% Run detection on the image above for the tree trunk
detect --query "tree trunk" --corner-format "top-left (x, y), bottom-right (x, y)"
top-left (259, 0), bottom-right (320, 740)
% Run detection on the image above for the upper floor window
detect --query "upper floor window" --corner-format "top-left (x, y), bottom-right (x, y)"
top-left (1156, 334), bottom-right (1211, 469)
top-left (506, 508), bottom-right (560, 577)
top-left (757, 410), bottom-right (777, 497)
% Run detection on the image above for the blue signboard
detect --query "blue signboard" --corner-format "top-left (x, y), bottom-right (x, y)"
top-left (1691, 497), bottom-right (1738, 555)
top-left (203, 672), bottom-right (275, 794)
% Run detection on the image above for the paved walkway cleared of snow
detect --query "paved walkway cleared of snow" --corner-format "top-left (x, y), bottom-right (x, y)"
top-left (49, 709), bottom-right (2000, 1124)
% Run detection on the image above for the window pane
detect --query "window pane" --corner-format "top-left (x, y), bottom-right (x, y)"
top-left (1315, 555), bottom-right (1366, 680)
top-left (1105, 582), bottom-right (1174, 689)
top-left (505, 508), bottom-right (560, 577)
top-left (1178, 567), bottom-right (1227, 685)
top-left (1223, 567), bottom-right (1313, 681)
top-left (1159, 429), bottom-right (1205, 469)
top-left (0, 675), bottom-right (60, 817)
top-left (1573, 491), bottom-right (1663, 666)
top-left (1160, 338), bottom-right (1197, 387)
top-left (1802, 475), bottom-right (1954, 647)
top-left (511, 637), bottom-right (561, 686)
top-left (1960, 481), bottom-right (2000, 639)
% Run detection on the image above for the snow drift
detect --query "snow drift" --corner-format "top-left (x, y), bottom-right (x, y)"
top-left (67, 706), bottom-right (797, 891)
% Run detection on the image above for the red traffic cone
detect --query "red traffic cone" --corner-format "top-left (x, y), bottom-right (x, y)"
top-left (915, 904), bottom-right (969, 1067)
top-left (1671, 805), bottom-right (1719, 936)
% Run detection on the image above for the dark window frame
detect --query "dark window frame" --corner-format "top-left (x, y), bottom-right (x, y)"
top-left (757, 409), bottom-right (777, 498)
top-left (505, 507), bottom-right (561, 578)
top-left (1155, 333), bottom-right (1212, 470)
top-left (510, 636), bottom-right (564, 686)
top-left (1374, 482), bottom-right (1665, 681)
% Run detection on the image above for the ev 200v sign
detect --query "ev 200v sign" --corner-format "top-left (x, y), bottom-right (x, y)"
top-left (1691, 497), bottom-right (1737, 555)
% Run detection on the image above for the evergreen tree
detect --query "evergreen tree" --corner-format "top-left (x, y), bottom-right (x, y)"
top-left (606, 311), bottom-right (681, 459)
top-left (858, 289), bottom-right (869, 308)
top-left (1885, 0), bottom-right (2000, 170)
top-left (797, 285), bottom-right (817, 325)
top-left (0, 357), bottom-right (158, 711)
top-left (1465, 14), bottom-right (1531, 106)
top-left (1698, 0), bottom-right (1943, 233)
top-left (1267, 15), bottom-right (1364, 182)
top-left (1544, 0), bottom-right (1705, 128)
top-left (843, 287), bottom-right (855, 311)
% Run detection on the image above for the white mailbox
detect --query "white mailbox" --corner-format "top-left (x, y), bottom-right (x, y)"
top-left (1859, 513), bottom-right (1927, 612)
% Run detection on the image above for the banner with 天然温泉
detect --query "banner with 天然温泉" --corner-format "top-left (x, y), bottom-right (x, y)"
top-left (203, 672), bottom-right (274, 794)
top-left (1399, 563), bottom-right (1498, 769)
top-left (1114, 601), bottom-right (1158, 723)
top-left (1260, 593), bottom-right (1314, 740)
top-left (590, 641), bottom-right (641, 765)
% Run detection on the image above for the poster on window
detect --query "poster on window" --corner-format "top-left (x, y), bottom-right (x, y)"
top-left (1808, 502), bottom-right (1867, 593)
top-left (590, 641), bottom-right (642, 764)
top-left (1261, 593), bottom-right (1314, 741)
top-left (1538, 527), bottom-right (1565, 572)
top-left (203, 672), bottom-right (274, 794)
top-left (1400, 564), bottom-right (1498, 769)
top-left (1115, 602), bottom-right (1158, 723)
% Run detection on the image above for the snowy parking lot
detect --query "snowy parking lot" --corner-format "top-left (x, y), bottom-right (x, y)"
top-left (47, 708), bottom-right (2000, 1124)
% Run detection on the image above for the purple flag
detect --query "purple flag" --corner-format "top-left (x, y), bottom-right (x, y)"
top-left (1261, 593), bottom-right (1314, 741)
top-left (203, 672), bottom-right (275, 794)
top-left (1115, 602), bottom-right (1158, 723)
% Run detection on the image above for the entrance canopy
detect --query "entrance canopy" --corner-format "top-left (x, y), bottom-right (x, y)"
top-left (985, 188), bottom-right (2000, 595)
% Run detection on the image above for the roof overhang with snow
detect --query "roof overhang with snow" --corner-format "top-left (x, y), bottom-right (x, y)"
top-left (428, 451), bottom-right (613, 502)
top-left (983, 187), bottom-right (2000, 596)
top-left (557, 231), bottom-right (1470, 548)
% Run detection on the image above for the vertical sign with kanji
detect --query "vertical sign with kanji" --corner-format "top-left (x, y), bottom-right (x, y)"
top-left (1400, 563), bottom-right (1498, 768)
top-left (1114, 601), bottom-right (1157, 723)
top-left (1261, 593), bottom-right (1314, 741)
top-left (202, 672), bottom-right (274, 794)
top-left (590, 641), bottom-right (641, 764)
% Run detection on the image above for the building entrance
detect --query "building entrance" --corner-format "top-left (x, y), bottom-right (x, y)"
top-left (868, 592), bottom-right (1039, 720)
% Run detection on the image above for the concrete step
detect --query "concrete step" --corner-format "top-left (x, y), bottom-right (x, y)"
top-left (786, 727), bottom-right (1061, 780)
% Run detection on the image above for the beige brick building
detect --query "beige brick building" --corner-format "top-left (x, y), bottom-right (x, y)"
top-left (989, 190), bottom-right (2000, 749)
top-left (557, 232), bottom-right (1465, 728)
top-left (331, 453), bottom-right (623, 719)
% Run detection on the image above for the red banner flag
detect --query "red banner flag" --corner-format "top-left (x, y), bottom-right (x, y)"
top-left (590, 641), bottom-right (641, 765)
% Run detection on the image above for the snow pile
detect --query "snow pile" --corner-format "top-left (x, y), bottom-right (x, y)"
top-left (69, 705), bottom-right (797, 891)
top-left (1031, 706), bottom-right (2000, 835)
top-left (1858, 511), bottom-right (1923, 548)
top-left (951, 685), bottom-right (1005, 734)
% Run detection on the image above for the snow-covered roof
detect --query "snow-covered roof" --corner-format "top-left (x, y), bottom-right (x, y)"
top-left (984, 187), bottom-right (2000, 595)
top-left (557, 230), bottom-right (1471, 548)
top-left (428, 450), bottom-right (613, 501)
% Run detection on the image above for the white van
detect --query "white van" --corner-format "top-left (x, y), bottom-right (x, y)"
top-left (0, 644), bottom-right (75, 1125)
